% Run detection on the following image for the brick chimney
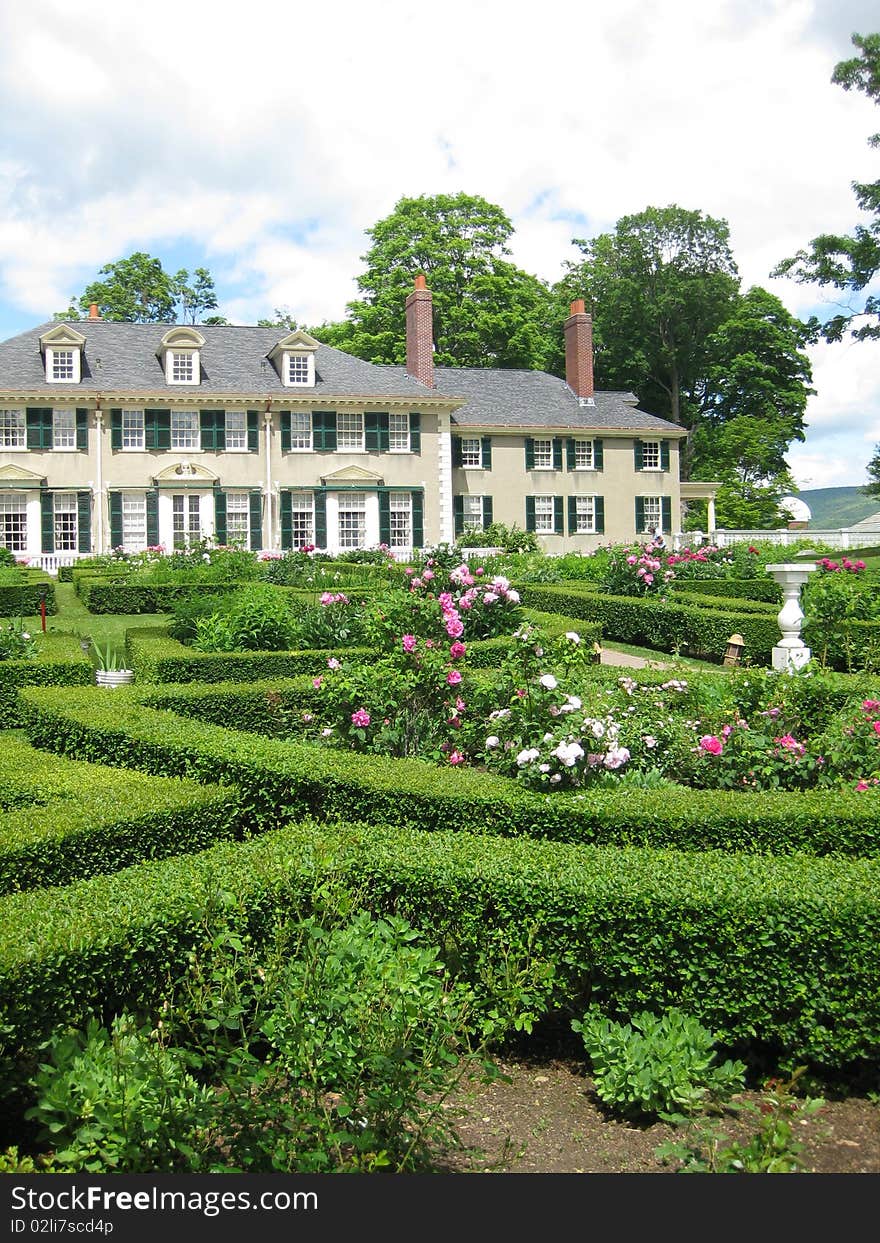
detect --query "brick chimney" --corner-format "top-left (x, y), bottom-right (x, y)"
top-left (88, 302), bottom-right (101, 320)
top-left (564, 299), bottom-right (594, 400)
top-left (405, 274), bottom-right (434, 388)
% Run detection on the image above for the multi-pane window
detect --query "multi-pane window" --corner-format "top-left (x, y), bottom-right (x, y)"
top-left (462, 495), bottom-right (485, 532)
top-left (389, 413), bottom-right (410, 452)
top-left (574, 496), bottom-right (596, 533)
top-left (286, 354), bottom-right (311, 385)
top-left (225, 492), bottom-right (250, 546)
top-left (122, 495), bottom-right (147, 553)
top-left (338, 492), bottom-right (366, 549)
top-left (52, 409), bottom-right (76, 450)
top-left (123, 410), bottom-right (145, 450)
top-left (170, 352), bottom-right (195, 383)
top-left (389, 492), bottom-right (412, 547)
top-left (641, 440), bottom-right (661, 469)
top-left (171, 410), bottom-right (200, 451)
top-left (533, 495), bottom-right (555, 533)
top-left (53, 492), bottom-right (78, 551)
top-left (0, 493), bottom-right (27, 553)
top-left (0, 409), bottom-right (25, 449)
top-left (290, 493), bottom-right (314, 547)
top-left (573, 440), bottom-right (595, 470)
top-left (460, 438), bottom-right (482, 468)
top-left (224, 411), bottom-right (246, 451)
top-left (173, 494), bottom-right (201, 549)
top-left (641, 496), bottom-right (662, 532)
top-left (51, 350), bottom-right (75, 381)
top-left (337, 413), bottom-right (364, 452)
top-left (289, 412), bottom-right (312, 450)
top-left (532, 439), bottom-right (553, 469)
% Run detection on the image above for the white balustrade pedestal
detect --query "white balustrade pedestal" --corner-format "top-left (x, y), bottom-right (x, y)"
top-left (765, 563), bottom-right (817, 672)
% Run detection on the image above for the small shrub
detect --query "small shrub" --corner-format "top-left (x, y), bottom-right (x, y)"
top-left (0, 618), bottom-right (37, 662)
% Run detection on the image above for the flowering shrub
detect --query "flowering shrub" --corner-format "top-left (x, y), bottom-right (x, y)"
top-left (0, 618), bottom-right (37, 661)
top-left (192, 585), bottom-right (295, 652)
top-left (407, 562), bottom-right (522, 639)
top-left (601, 543), bottom-right (734, 596)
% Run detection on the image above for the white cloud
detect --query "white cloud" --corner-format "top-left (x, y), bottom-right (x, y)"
top-left (0, 0), bottom-right (877, 484)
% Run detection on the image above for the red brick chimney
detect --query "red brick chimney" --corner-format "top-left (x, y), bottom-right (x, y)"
top-left (405, 274), bottom-right (434, 388)
top-left (564, 299), bottom-right (594, 400)
top-left (88, 302), bottom-right (101, 320)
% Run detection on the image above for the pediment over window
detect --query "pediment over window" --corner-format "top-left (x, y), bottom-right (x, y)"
top-left (152, 460), bottom-right (218, 487)
top-left (158, 327), bottom-right (204, 385)
top-left (39, 324), bottom-right (86, 350)
top-left (321, 464), bottom-right (384, 485)
top-left (268, 330), bottom-right (319, 388)
top-left (267, 329), bottom-right (320, 359)
top-left (159, 327), bottom-right (206, 350)
top-left (0, 463), bottom-right (46, 486)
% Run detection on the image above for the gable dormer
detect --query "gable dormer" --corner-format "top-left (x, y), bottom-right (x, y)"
top-left (268, 329), bottom-right (319, 388)
top-left (40, 323), bottom-right (86, 383)
top-left (159, 326), bottom-right (205, 385)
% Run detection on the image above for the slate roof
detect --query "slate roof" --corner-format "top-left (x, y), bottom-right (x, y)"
top-left (0, 321), bottom-right (683, 434)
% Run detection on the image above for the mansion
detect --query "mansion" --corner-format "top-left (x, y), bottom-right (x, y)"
top-left (0, 278), bottom-right (718, 563)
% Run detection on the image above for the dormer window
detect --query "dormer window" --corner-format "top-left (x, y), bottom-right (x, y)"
top-left (40, 324), bottom-right (85, 384)
top-left (159, 327), bottom-right (204, 386)
top-left (268, 329), bottom-right (319, 389)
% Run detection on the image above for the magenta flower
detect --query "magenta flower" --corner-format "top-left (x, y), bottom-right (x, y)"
top-left (351, 708), bottom-right (371, 728)
top-left (862, 699), bottom-right (880, 712)
top-left (446, 618), bottom-right (465, 638)
top-left (447, 751), bottom-right (465, 765)
top-left (873, 722), bottom-right (880, 736)
top-left (699, 735), bottom-right (723, 755)
top-left (447, 669), bottom-right (462, 686)
top-left (449, 640), bottom-right (466, 660)
top-left (312, 676), bottom-right (323, 689)
top-left (327, 657), bottom-right (340, 669)
top-left (401, 634), bottom-right (417, 653)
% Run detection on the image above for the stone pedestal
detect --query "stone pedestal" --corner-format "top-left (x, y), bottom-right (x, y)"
top-left (766, 563), bottom-right (817, 672)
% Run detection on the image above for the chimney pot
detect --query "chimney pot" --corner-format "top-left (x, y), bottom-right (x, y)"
top-left (88, 302), bottom-right (100, 320)
top-left (414, 273), bottom-right (427, 291)
top-left (570, 299), bottom-right (586, 316)
top-left (405, 276), bottom-right (434, 388)
top-left (564, 299), bottom-right (594, 400)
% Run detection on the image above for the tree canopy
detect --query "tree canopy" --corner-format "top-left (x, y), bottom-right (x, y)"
top-left (61, 253), bottom-right (225, 324)
top-left (864, 444), bottom-right (880, 499)
top-left (772, 32), bottom-right (880, 343)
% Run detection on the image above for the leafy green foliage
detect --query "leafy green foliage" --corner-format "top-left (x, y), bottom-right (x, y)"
top-left (572, 1006), bottom-right (746, 1121)
top-left (69, 252), bottom-right (223, 324)
top-left (0, 617), bottom-right (37, 661)
top-left (191, 585), bottom-right (295, 653)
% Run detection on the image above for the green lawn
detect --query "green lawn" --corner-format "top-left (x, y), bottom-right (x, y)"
top-left (21, 582), bottom-right (169, 657)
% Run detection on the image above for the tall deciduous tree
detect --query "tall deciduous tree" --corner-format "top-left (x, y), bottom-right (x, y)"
top-left (173, 267), bottom-right (220, 324)
top-left (316, 193), bottom-right (558, 369)
top-left (773, 32), bottom-right (880, 342)
top-left (71, 253), bottom-right (223, 323)
top-left (864, 444), bottom-right (880, 498)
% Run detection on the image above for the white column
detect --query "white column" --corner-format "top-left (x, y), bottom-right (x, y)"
top-left (708, 494), bottom-right (716, 534)
top-left (264, 410), bottom-right (273, 550)
top-left (437, 414), bottom-right (454, 545)
top-left (94, 408), bottom-right (104, 553)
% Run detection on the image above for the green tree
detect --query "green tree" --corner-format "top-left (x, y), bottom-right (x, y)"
top-left (772, 33), bottom-right (880, 342)
top-left (257, 308), bottom-right (298, 331)
top-left (173, 267), bottom-right (220, 324)
top-left (864, 444), bottom-right (880, 498)
top-left (321, 193), bottom-right (558, 369)
top-left (78, 252), bottom-right (178, 322)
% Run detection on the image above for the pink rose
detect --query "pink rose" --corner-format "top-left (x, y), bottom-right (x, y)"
top-left (402, 634), bottom-right (417, 653)
top-left (447, 751), bottom-right (465, 765)
top-left (699, 735), bottom-right (723, 755)
top-left (449, 640), bottom-right (466, 659)
top-left (351, 708), bottom-right (371, 728)
top-left (447, 669), bottom-right (462, 686)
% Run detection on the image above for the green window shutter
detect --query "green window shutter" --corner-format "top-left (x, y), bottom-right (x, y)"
top-left (634, 440), bottom-right (644, 471)
top-left (661, 440), bottom-right (670, 471)
top-left (595, 496), bottom-right (605, 535)
top-left (553, 439), bottom-right (563, 471)
top-left (77, 492), bottom-right (92, 552)
top-left (568, 495), bottom-right (578, 534)
top-left (661, 496), bottom-right (672, 533)
top-left (378, 491), bottom-right (391, 545)
top-left (27, 407), bottom-right (52, 450)
top-left (379, 413), bottom-right (390, 452)
top-left (214, 489), bottom-right (227, 545)
top-left (247, 411), bottom-right (259, 453)
top-left (76, 409), bottom-right (89, 452)
top-left (280, 492), bottom-right (293, 550)
top-left (146, 489), bottom-right (159, 546)
top-left (409, 413), bottom-right (421, 455)
top-left (365, 412), bottom-right (387, 453)
top-left (525, 496), bottom-right (536, 531)
top-left (566, 438), bottom-right (576, 471)
top-left (411, 491), bottom-right (424, 548)
top-left (249, 492), bottom-right (263, 551)
top-left (594, 439), bottom-right (604, 470)
top-left (200, 410), bottom-right (224, 451)
top-left (635, 497), bottom-right (645, 533)
top-left (280, 411), bottom-right (291, 452)
top-left (145, 409), bottom-right (170, 451)
top-left (525, 438), bottom-right (535, 471)
top-left (41, 491), bottom-right (54, 553)
top-left (451, 435), bottom-right (462, 467)
top-left (313, 411), bottom-right (337, 452)
top-left (314, 492), bottom-right (328, 547)
top-left (109, 492), bottom-right (123, 550)
top-left (453, 495), bottom-right (464, 537)
top-left (553, 496), bottom-right (564, 534)
top-left (110, 409), bottom-right (123, 450)
top-left (482, 496), bottom-right (493, 527)
top-left (481, 436), bottom-right (492, 470)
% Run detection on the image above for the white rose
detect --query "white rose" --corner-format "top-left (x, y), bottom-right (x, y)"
top-left (539, 674), bottom-right (558, 690)
top-left (485, 735), bottom-right (500, 749)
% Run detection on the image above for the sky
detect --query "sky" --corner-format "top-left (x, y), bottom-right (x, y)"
top-left (0, 0), bottom-right (878, 493)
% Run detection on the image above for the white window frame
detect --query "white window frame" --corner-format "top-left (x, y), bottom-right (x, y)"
top-left (533, 494), bottom-right (555, 533)
top-left (52, 409), bottom-right (76, 451)
top-left (166, 350), bottom-right (200, 386)
top-left (288, 411), bottom-right (312, 451)
top-left (460, 437), bottom-right (482, 468)
top-left (574, 495), bottom-right (597, 533)
top-left (573, 440), bottom-right (595, 470)
top-left (532, 438), bottom-right (553, 470)
top-left (337, 412), bottom-right (364, 453)
top-left (388, 412), bottom-right (410, 453)
top-left (122, 409), bottom-right (145, 451)
top-left (338, 491), bottom-right (367, 549)
top-left (46, 347), bottom-right (81, 384)
top-left (461, 495), bottom-right (484, 532)
top-left (171, 409), bottom-right (200, 451)
top-left (224, 411), bottom-right (247, 452)
top-left (121, 494), bottom-right (147, 553)
top-left (388, 491), bottom-right (412, 547)
top-left (290, 492), bottom-right (315, 547)
top-left (283, 352), bottom-right (315, 388)
top-left (0, 408), bottom-right (26, 449)
top-left (0, 492), bottom-right (27, 552)
top-left (172, 493), bottom-right (202, 549)
top-left (640, 440), bottom-right (661, 470)
top-left (640, 496), bottom-right (663, 533)
top-left (225, 491), bottom-right (250, 546)
top-left (53, 492), bottom-right (78, 551)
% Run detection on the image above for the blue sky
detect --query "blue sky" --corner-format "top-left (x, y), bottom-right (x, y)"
top-left (0, 0), bottom-right (878, 490)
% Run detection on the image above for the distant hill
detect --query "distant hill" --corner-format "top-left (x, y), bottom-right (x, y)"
top-left (797, 487), bottom-right (880, 529)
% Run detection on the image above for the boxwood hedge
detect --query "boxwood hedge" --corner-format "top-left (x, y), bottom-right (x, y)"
top-left (0, 576), bottom-right (57, 618)
top-left (672, 578), bottom-right (782, 604)
top-left (0, 633), bottom-right (93, 727)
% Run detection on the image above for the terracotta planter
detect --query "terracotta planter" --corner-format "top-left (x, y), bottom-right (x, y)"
top-left (95, 669), bottom-right (134, 688)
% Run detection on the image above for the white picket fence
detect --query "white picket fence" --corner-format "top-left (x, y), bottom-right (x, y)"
top-left (712, 528), bottom-right (880, 551)
top-left (23, 552), bottom-right (83, 576)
